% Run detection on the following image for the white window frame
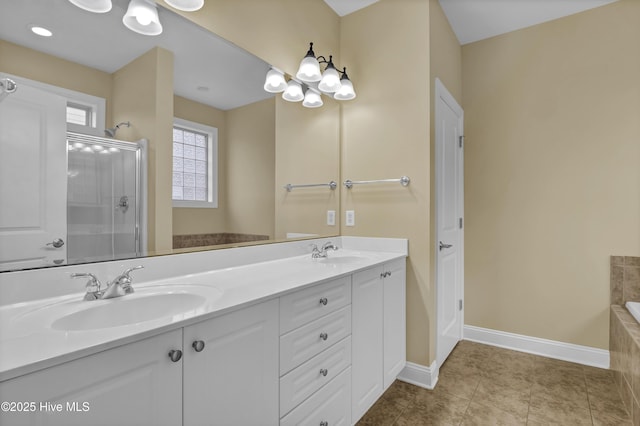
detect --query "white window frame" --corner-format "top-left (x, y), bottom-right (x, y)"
top-left (1, 73), bottom-right (106, 137)
top-left (172, 117), bottom-right (218, 209)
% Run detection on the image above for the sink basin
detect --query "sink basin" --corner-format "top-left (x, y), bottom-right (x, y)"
top-left (316, 255), bottom-right (367, 264)
top-left (52, 292), bottom-right (209, 331)
top-left (13, 284), bottom-right (223, 332)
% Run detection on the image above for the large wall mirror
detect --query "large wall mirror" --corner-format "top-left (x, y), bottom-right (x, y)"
top-left (0, 0), bottom-right (340, 272)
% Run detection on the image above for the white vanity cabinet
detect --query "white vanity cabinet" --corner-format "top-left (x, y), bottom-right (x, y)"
top-left (351, 258), bottom-right (406, 424)
top-left (183, 298), bottom-right (279, 426)
top-left (0, 329), bottom-right (184, 426)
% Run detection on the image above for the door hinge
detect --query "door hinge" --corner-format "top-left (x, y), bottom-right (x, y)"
top-left (459, 299), bottom-right (463, 311)
top-left (459, 135), bottom-right (464, 148)
top-left (459, 217), bottom-right (463, 229)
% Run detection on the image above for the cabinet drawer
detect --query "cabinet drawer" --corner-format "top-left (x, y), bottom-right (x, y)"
top-left (280, 306), bottom-right (351, 375)
top-left (280, 277), bottom-right (351, 334)
top-left (280, 367), bottom-right (351, 426)
top-left (280, 336), bottom-right (351, 417)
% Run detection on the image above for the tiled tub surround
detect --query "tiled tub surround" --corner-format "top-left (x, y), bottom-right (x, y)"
top-left (0, 236), bottom-right (407, 382)
top-left (610, 256), bottom-right (640, 423)
top-left (172, 232), bottom-right (269, 249)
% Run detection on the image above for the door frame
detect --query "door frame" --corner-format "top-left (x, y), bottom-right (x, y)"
top-left (434, 78), bottom-right (464, 369)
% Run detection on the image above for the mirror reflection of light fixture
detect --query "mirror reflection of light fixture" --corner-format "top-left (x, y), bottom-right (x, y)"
top-left (123, 0), bottom-right (163, 36)
top-left (67, 0), bottom-right (112, 13)
top-left (163, 0), bottom-right (204, 12)
top-left (302, 88), bottom-right (323, 108)
top-left (267, 42), bottom-right (356, 108)
top-left (263, 68), bottom-right (287, 93)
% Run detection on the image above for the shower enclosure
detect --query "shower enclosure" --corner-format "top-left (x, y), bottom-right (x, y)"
top-left (66, 132), bottom-right (146, 264)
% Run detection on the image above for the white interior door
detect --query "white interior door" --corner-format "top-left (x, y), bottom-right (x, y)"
top-left (0, 78), bottom-right (68, 270)
top-left (435, 78), bottom-right (464, 368)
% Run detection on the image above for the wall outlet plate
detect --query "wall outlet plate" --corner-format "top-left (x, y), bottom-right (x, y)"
top-left (345, 210), bottom-right (355, 227)
top-left (327, 210), bottom-right (336, 226)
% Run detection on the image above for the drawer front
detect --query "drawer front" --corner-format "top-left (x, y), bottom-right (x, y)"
top-left (280, 367), bottom-right (351, 426)
top-left (280, 277), bottom-right (351, 333)
top-left (280, 306), bottom-right (352, 375)
top-left (280, 336), bottom-right (352, 417)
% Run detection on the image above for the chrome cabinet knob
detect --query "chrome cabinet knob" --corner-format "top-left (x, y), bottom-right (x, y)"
top-left (320, 422), bottom-right (328, 426)
top-left (46, 238), bottom-right (65, 248)
top-left (319, 368), bottom-right (328, 377)
top-left (319, 332), bottom-right (328, 341)
top-left (168, 349), bottom-right (183, 362)
top-left (319, 297), bottom-right (328, 306)
top-left (192, 340), bottom-right (205, 352)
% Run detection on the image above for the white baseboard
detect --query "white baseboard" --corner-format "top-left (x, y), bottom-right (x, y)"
top-left (397, 361), bottom-right (438, 390)
top-left (464, 325), bottom-right (609, 369)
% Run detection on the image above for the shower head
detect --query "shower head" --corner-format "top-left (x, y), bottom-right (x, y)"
top-left (104, 121), bottom-right (130, 138)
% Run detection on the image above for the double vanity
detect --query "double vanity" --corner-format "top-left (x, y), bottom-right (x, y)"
top-left (0, 236), bottom-right (407, 425)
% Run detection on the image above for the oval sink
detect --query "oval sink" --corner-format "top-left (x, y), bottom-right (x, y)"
top-left (317, 256), bottom-right (367, 264)
top-left (30, 284), bottom-right (225, 331)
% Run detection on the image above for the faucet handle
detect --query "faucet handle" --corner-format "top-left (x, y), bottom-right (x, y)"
top-left (71, 272), bottom-right (102, 300)
top-left (114, 265), bottom-right (144, 293)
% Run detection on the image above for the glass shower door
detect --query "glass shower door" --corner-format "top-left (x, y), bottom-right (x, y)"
top-left (66, 133), bottom-right (143, 264)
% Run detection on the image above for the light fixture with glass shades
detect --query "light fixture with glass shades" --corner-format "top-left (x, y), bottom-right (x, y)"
top-left (163, 0), bottom-right (204, 12)
top-left (123, 0), bottom-right (163, 36)
top-left (67, 0), bottom-right (112, 13)
top-left (265, 41), bottom-right (356, 108)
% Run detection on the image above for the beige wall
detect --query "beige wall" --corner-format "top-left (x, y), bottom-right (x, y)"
top-left (274, 97), bottom-right (340, 240)
top-left (463, 0), bottom-right (640, 349)
top-left (172, 95), bottom-right (228, 236)
top-left (227, 98), bottom-right (276, 237)
top-left (341, 0), bottom-right (432, 365)
top-left (0, 40), bottom-right (113, 126)
top-left (112, 47), bottom-right (174, 253)
top-left (429, 0), bottom-right (462, 359)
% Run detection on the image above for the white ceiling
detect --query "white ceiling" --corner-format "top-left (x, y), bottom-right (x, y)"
top-left (324, 0), bottom-right (619, 45)
top-left (438, 0), bottom-right (620, 45)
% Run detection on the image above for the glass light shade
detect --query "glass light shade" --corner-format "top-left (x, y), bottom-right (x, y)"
top-left (333, 78), bottom-right (356, 101)
top-left (302, 89), bottom-right (323, 108)
top-left (263, 69), bottom-right (287, 93)
top-left (68, 0), bottom-right (112, 13)
top-left (318, 67), bottom-right (342, 93)
top-left (296, 56), bottom-right (322, 83)
top-left (163, 0), bottom-right (203, 11)
top-left (123, 0), bottom-right (163, 36)
top-left (282, 80), bottom-right (304, 102)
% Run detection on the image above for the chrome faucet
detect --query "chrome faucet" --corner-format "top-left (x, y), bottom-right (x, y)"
top-left (311, 242), bottom-right (339, 258)
top-left (70, 265), bottom-right (144, 301)
top-left (70, 272), bottom-right (104, 301)
top-left (102, 266), bottom-right (144, 299)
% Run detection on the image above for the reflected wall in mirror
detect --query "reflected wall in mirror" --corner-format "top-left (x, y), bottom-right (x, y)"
top-left (0, 0), bottom-right (340, 272)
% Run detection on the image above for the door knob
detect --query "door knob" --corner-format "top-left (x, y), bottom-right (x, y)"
top-left (439, 241), bottom-right (453, 251)
top-left (46, 238), bottom-right (65, 248)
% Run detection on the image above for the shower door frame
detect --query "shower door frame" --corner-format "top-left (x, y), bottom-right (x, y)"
top-left (66, 132), bottom-right (147, 259)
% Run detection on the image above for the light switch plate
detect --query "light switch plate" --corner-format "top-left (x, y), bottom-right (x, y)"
top-left (345, 210), bottom-right (355, 227)
top-left (327, 210), bottom-right (336, 226)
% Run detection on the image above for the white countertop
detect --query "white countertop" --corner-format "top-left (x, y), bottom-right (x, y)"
top-left (0, 243), bottom-right (406, 382)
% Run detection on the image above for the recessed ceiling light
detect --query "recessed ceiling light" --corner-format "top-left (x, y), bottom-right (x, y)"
top-left (30, 25), bottom-right (53, 37)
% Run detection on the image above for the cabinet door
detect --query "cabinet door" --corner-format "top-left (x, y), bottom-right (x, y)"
top-left (383, 258), bottom-right (407, 389)
top-left (183, 299), bottom-right (279, 426)
top-left (351, 266), bottom-right (383, 424)
top-left (0, 330), bottom-right (183, 426)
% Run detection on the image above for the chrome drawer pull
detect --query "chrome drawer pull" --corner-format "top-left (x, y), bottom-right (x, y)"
top-left (168, 349), bottom-right (182, 362)
top-left (192, 340), bottom-right (205, 352)
top-left (319, 297), bottom-right (328, 306)
top-left (319, 332), bottom-right (328, 341)
top-left (319, 368), bottom-right (328, 377)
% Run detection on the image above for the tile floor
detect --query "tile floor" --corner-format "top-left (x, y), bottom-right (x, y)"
top-left (357, 340), bottom-right (630, 425)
